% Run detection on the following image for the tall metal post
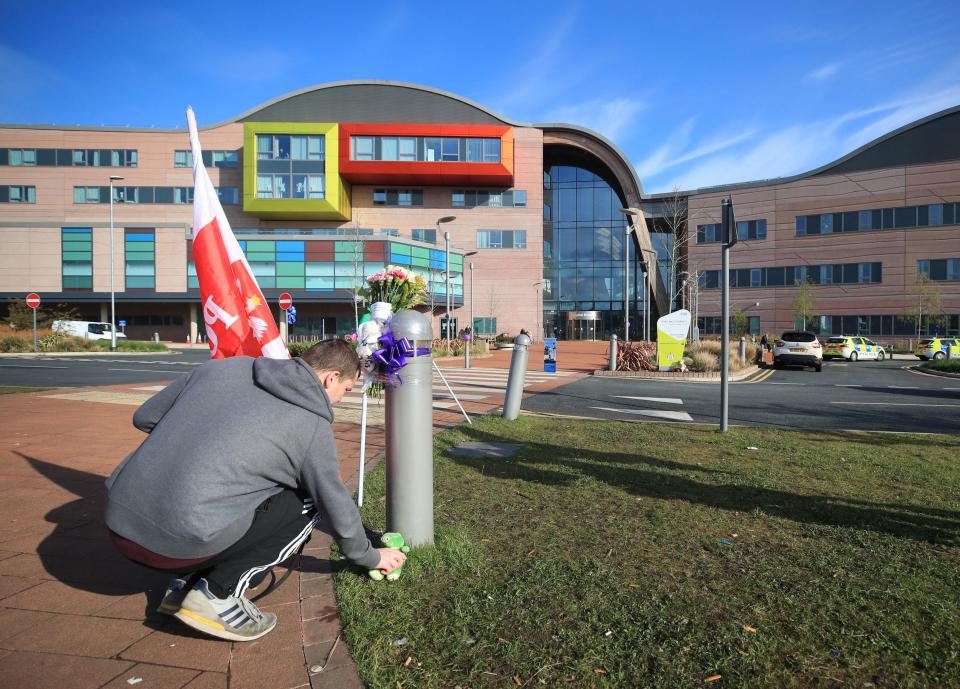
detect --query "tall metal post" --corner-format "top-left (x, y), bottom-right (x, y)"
top-left (720, 197), bottom-right (736, 432)
top-left (444, 231), bottom-right (451, 346)
top-left (609, 334), bottom-right (618, 371)
top-left (624, 225), bottom-right (631, 341)
top-left (503, 332), bottom-right (531, 420)
top-left (32, 307), bottom-right (37, 353)
top-left (385, 310), bottom-right (434, 547)
top-left (108, 175), bottom-right (123, 351)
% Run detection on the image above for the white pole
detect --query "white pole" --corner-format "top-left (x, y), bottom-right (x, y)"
top-left (109, 180), bottom-right (117, 352)
top-left (445, 231), bottom-right (451, 346)
top-left (433, 360), bottom-right (471, 424)
top-left (624, 226), bottom-right (630, 342)
top-left (357, 393), bottom-right (368, 507)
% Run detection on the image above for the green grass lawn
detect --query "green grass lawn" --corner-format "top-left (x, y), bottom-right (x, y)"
top-left (0, 386), bottom-right (53, 394)
top-left (333, 417), bottom-right (960, 689)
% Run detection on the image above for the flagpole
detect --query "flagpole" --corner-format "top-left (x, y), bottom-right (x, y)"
top-left (358, 392), bottom-right (368, 507)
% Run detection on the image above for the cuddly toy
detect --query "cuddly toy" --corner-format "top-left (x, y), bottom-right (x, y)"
top-left (368, 532), bottom-right (411, 581)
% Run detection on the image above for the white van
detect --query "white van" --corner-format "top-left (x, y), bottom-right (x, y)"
top-left (52, 320), bottom-right (127, 341)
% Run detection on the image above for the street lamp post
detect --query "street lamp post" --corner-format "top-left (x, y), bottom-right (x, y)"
top-left (109, 175), bottom-right (124, 351)
top-left (639, 247), bottom-right (657, 342)
top-left (617, 208), bottom-right (639, 342)
top-left (436, 216), bottom-right (456, 346)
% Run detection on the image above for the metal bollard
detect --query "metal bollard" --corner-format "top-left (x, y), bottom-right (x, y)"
top-left (384, 310), bottom-right (434, 547)
top-left (739, 337), bottom-right (746, 365)
top-left (153, 332), bottom-right (159, 343)
top-left (464, 332), bottom-right (472, 369)
top-left (609, 334), bottom-right (618, 371)
top-left (503, 333), bottom-right (532, 420)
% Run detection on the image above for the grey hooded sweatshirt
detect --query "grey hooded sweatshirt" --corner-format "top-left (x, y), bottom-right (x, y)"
top-left (105, 356), bottom-right (378, 569)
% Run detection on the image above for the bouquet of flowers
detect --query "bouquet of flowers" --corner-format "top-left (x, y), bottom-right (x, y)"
top-left (358, 265), bottom-right (428, 314)
top-left (355, 265), bottom-right (431, 395)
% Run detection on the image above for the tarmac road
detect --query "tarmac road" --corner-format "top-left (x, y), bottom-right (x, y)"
top-left (522, 358), bottom-right (960, 434)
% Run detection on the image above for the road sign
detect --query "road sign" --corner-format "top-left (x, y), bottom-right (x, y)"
top-left (279, 293), bottom-right (293, 310)
top-left (26, 293), bottom-right (40, 309)
top-left (118, 319), bottom-right (126, 327)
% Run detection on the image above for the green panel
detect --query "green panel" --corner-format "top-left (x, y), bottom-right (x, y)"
top-left (246, 241), bottom-right (275, 252)
top-left (306, 262), bottom-right (335, 276)
top-left (62, 241), bottom-right (92, 252)
top-left (62, 251), bottom-right (92, 261)
top-left (390, 242), bottom-right (411, 256)
top-left (246, 252), bottom-right (276, 262)
top-left (276, 277), bottom-right (305, 289)
top-left (411, 247), bottom-right (430, 258)
top-left (188, 276), bottom-right (199, 289)
top-left (257, 277), bottom-right (276, 288)
top-left (276, 262), bottom-right (305, 276)
top-left (126, 276), bottom-right (155, 288)
top-left (125, 251), bottom-right (154, 261)
top-left (63, 276), bottom-right (92, 289)
top-left (412, 256), bottom-right (430, 268)
top-left (334, 252), bottom-right (356, 262)
top-left (450, 254), bottom-right (463, 267)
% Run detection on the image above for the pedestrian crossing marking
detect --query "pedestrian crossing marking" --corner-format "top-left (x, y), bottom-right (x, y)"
top-left (611, 396), bottom-right (683, 405)
top-left (589, 407), bottom-right (694, 422)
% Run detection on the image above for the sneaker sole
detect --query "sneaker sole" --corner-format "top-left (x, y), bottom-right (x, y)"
top-left (174, 608), bottom-right (276, 642)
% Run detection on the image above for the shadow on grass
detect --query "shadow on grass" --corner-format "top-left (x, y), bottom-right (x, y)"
top-left (446, 427), bottom-right (960, 546)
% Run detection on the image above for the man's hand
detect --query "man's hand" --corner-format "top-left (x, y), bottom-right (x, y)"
top-left (375, 547), bottom-right (407, 573)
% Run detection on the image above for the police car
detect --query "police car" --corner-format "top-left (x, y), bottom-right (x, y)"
top-left (822, 336), bottom-right (886, 361)
top-left (914, 337), bottom-right (960, 360)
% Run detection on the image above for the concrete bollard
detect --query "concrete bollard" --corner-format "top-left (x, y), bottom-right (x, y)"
top-left (153, 332), bottom-right (159, 343)
top-left (503, 333), bottom-right (532, 420)
top-left (609, 334), bottom-right (618, 372)
top-left (739, 337), bottom-right (747, 365)
top-left (384, 309), bottom-right (434, 547)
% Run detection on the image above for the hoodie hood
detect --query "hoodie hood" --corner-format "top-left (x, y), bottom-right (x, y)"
top-left (252, 357), bottom-right (333, 422)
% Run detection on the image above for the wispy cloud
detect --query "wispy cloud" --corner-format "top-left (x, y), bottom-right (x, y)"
top-left (544, 97), bottom-right (647, 141)
top-left (642, 56), bottom-right (960, 193)
top-left (805, 62), bottom-right (841, 82)
top-left (490, 4), bottom-right (584, 115)
top-left (0, 45), bottom-right (65, 120)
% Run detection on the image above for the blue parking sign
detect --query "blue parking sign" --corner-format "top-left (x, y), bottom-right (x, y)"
top-left (118, 320), bottom-right (126, 327)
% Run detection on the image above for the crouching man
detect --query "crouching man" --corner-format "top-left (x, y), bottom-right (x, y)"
top-left (104, 339), bottom-right (405, 641)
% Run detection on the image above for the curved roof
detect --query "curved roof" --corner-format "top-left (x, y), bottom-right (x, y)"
top-left (648, 103), bottom-right (960, 199)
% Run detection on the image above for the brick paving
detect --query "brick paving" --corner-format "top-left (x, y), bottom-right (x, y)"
top-left (0, 342), bottom-right (604, 688)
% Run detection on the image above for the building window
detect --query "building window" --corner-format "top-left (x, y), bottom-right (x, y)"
top-left (412, 229), bottom-right (436, 244)
top-left (476, 230), bottom-right (527, 249)
top-left (1, 185), bottom-right (36, 203)
top-left (700, 262), bottom-right (881, 289)
top-left (372, 189), bottom-right (423, 206)
top-left (796, 202), bottom-right (960, 236)
top-left (73, 186), bottom-right (101, 204)
top-left (919, 258), bottom-right (960, 281)
top-left (175, 150), bottom-right (192, 168)
top-left (176, 150), bottom-right (239, 168)
top-left (8, 149), bottom-right (37, 166)
top-left (473, 317), bottom-right (497, 335)
top-left (255, 135), bottom-right (325, 200)
top-left (452, 189), bottom-right (527, 208)
top-left (349, 135), bottom-right (502, 163)
top-left (62, 227), bottom-right (93, 291)
top-left (125, 229), bottom-right (155, 290)
top-left (216, 187), bottom-right (239, 205)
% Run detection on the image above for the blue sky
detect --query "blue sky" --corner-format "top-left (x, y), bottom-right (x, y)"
top-left (2, 1), bottom-right (958, 193)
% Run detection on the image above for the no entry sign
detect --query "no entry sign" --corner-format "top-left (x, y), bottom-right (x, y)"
top-left (26, 293), bottom-right (40, 309)
top-left (278, 293), bottom-right (293, 310)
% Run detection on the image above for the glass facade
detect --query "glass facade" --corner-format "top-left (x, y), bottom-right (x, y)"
top-left (125, 229), bottom-right (155, 290)
top-left (542, 163), bottom-right (646, 340)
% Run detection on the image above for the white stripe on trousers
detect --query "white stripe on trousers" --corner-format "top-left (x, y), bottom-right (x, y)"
top-left (232, 512), bottom-right (319, 597)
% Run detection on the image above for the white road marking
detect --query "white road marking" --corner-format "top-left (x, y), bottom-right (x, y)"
top-left (887, 386), bottom-right (919, 389)
top-left (108, 368), bottom-right (188, 374)
top-left (0, 364), bottom-right (68, 369)
top-left (611, 396), bottom-right (684, 404)
top-left (830, 402), bottom-right (960, 407)
top-left (589, 407), bottom-right (694, 421)
top-left (769, 382), bottom-right (806, 385)
top-left (835, 384), bottom-right (862, 387)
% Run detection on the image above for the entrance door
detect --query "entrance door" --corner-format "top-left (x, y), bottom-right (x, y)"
top-left (566, 318), bottom-right (598, 340)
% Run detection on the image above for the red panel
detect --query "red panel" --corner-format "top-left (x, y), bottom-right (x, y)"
top-left (338, 123), bottom-right (514, 187)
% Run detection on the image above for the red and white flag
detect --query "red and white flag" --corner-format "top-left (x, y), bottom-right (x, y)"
top-left (186, 106), bottom-right (288, 359)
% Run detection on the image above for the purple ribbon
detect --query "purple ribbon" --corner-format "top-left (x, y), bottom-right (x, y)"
top-left (372, 331), bottom-right (431, 385)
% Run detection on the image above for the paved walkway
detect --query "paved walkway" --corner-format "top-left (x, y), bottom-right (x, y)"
top-left (0, 342), bottom-right (604, 689)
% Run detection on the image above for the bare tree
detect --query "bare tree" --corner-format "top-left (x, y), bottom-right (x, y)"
top-left (792, 275), bottom-right (817, 331)
top-left (907, 273), bottom-right (944, 339)
top-left (648, 186), bottom-right (688, 311)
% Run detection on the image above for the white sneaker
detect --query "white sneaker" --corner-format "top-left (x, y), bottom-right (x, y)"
top-left (174, 578), bottom-right (277, 641)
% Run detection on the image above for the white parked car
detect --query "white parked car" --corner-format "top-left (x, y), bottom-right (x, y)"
top-left (52, 320), bottom-right (127, 341)
top-left (773, 331), bottom-right (822, 371)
